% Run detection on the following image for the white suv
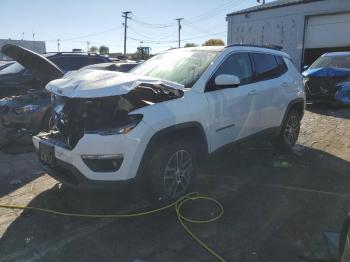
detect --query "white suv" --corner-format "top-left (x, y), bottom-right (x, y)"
top-left (33, 45), bottom-right (305, 202)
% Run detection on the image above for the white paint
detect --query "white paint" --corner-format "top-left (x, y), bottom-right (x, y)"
top-left (34, 45), bottom-right (304, 182)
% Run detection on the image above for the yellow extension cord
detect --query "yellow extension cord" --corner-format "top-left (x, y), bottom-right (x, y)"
top-left (0, 192), bottom-right (226, 261)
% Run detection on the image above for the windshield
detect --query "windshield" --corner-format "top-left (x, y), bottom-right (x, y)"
top-left (310, 55), bottom-right (350, 69)
top-left (0, 62), bottom-right (24, 75)
top-left (130, 49), bottom-right (219, 88)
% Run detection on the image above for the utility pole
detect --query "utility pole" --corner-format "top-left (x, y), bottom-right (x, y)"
top-left (175, 18), bottom-right (184, 48)
top-left (57, 39), bottom-right (60, 52)
top-left (122, 11), bottom-right (132, 56)
top-left (87, 41), bottom-right (90, 52)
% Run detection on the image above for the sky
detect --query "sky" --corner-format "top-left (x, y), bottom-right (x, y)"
top-left (0, 0), bottom-right (274, 54)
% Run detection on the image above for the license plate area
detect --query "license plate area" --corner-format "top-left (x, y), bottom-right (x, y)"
top-left (39, 142), bottom-right (55, 167)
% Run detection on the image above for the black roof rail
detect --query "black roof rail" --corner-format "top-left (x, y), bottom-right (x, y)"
top-left (226, 43), bottom-right (283, 51)
top-left (45, 52), bottom-right (100, 56)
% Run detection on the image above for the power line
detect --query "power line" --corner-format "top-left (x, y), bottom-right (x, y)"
top-left (57, 26), bottom-right (123, 42)
top-left (131, 17), bottom-right (175, 28)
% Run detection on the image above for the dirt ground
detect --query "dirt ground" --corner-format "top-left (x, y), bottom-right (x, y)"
top-left (1, 105), bottom-right (350, 262)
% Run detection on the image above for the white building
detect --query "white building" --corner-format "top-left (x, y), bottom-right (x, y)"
top-left (0, 39), bottom-right (46, 60)
top-left (226, 0), bottom-right (350, 71)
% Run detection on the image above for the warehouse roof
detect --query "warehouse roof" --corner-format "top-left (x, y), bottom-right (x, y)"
top-left (227, 0), bottom-right (323, 16)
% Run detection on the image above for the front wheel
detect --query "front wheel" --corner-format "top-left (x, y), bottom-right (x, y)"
top-left (274, 109), bottom-right (301, 149)
top-left (147, 141), bottom-right (196, 204)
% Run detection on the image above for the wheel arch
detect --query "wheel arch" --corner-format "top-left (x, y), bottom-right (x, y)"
top-left (136, 122), bottom-right (209, 178)
top-left (281, 98), bottom-right (305, 127)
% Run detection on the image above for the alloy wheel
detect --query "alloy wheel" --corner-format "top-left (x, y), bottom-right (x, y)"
top-left (163, 149), bottom-right (193, 199)
top-left (284, 114), bottom-right (300, 145)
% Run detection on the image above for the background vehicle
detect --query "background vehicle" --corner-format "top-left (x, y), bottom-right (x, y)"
top-left (0, 45), bottom-right (111, 148)
top-left (81, 61), bottom-right (141, 72)
top-left (0, 51), bottom-right (112, 99)
top-left (302, 52), bottom-right (350, 105)
top-left (0, 61), bottom-right (14, 71)
top-left (33, 45), bottom-right (305, 203)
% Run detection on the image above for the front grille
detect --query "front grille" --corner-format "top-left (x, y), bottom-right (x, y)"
top-left (38, 131), bottom-right (71, 150)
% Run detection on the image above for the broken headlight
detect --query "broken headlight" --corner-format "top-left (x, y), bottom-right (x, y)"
top-left (14, 104), bottom-right (40, 114)
top-left (85, 114), bottom-right (143, 136)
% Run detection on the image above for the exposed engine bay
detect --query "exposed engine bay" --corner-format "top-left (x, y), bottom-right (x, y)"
top-left (43, 83), bottom-right (184, 149)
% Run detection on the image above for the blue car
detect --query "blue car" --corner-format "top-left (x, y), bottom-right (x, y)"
top-left (302, 52), bottom-right (350, 105)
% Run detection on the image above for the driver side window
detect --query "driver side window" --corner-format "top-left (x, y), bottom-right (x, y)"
top-left (216, 53), bottom-right (253, 85)
top-left (207, 53), bottom-right (253, 91)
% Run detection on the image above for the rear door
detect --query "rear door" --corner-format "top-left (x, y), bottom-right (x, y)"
top-left (205, 52), bottom-right (259, 151)
top-left (250, 53), bottom-right (289, 130)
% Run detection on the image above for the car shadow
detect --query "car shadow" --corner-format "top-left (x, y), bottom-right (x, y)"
top-left (306, 103), bottom-right (350, 120)
top-left (1, 142), bottom-right (350, 261)
top-left (0, 146), bottom-right (44, 199)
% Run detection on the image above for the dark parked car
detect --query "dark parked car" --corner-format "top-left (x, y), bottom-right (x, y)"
top-left (0, 44), bottom-right (111, 147)
top-left (81, 61), bottom-right (141, 72)
top-left (0, 50), bottom-right (111, 99)
top-left (302, 52), bottom-right (350, 105)
top-left (0, 61), bottom-right (15, 71)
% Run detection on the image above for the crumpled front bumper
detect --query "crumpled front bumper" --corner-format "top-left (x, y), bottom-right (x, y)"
top-left (33, 121), bottom-right (154, 185)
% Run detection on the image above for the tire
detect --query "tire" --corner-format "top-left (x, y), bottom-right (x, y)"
top-left (274, 108), bottom-right (301, 150)
top-left (147, 140), bottom-right (196, 204)
top-left (42, 110), bottom-right (52, 131)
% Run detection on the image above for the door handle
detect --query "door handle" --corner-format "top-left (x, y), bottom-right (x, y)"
top-left (282, 82), bottom-right (289, 87)
top-left (248, 89), bottom-right (257, 95)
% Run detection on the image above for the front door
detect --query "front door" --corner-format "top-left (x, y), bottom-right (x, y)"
top-left (204, 52), bottom-right (260, 152)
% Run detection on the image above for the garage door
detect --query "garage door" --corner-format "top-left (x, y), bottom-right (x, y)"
top-left (304, 12), bottom-right (350, 49)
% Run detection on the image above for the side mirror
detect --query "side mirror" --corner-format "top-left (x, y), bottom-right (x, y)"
top-left (339, 214), bottom-right (350, 261)
top-left (215, 74), bottom-right (240, 87)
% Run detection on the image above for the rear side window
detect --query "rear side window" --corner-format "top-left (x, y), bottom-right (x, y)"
top-left (214, 53), bottom-right (253, 85)
top-left (251, 53), bottom-right (280, 81)
top-left (275, 55), bottom-right (288, 75)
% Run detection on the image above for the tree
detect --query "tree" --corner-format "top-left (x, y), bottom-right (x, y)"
top-left (99, 45), bottom-right (109, 55)
top-left (202, 39), bottom-right (225, 46)
top-left (184, 43), bottom-right (198, 47)
top-left (89, 46), bottom-right (98, 53)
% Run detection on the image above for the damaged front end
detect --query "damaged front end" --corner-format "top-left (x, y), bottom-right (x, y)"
top-left (0, 90), bottom-right (51, 147)
top-left (39, 82), bottom-right (183, 149)
top-left (302, 67), bottom-right (350, 103)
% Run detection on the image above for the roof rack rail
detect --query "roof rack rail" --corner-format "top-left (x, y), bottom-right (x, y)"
top-left (45, 51), bottom-right (100, 56)
top-left (226, 43), bottom-right (283, 51)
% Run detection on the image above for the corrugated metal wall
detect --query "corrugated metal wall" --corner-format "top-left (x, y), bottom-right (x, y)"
top-left (227, 0), bottom-right (350, 71)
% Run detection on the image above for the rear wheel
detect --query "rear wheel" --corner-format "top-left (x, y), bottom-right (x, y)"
top-left (147, 140), bottom-right (196, 204)
top-left (274, 109), bottom-right (301, 149)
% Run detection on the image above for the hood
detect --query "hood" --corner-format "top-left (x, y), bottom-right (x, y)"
top-left (302, 67), bottom-right (350, 78)
top-left (1, 44), bottom-right (64, 84)
top-left (46, 69), bottom-right (184, 98)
